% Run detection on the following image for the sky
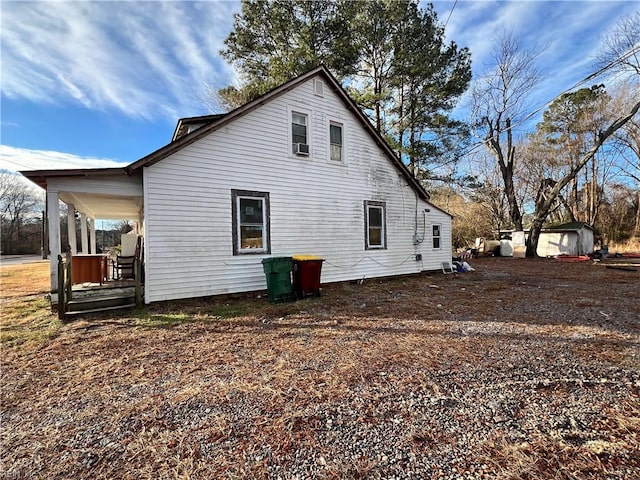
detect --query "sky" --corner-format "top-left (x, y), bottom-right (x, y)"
top-left (1, 0), bottom-right (638, 175)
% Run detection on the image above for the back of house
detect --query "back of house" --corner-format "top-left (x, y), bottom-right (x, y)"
top-left (133, 67), bottom-right (452, 302)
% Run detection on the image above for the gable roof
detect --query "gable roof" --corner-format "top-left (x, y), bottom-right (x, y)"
top-left (172, 114), bottom-right (227, 141)
top-left (126, 66), bottom-right (430, 201)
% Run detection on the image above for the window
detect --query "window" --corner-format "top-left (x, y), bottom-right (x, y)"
top-left (433, 224), bottom-right (441, 249)
top-left (364, 201), bottom-right (386, 250)
top-left (330, 121), bottom-right (343, 161)
top-left (292, 112), bottom-right (308, 153)
top-left (231, 190), bottom-right (270, 255)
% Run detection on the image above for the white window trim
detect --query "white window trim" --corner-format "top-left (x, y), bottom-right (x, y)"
top-left (327, 118), bottom-right (346, 165)
top-left (432, 223), bottom-right (442, 250)
top-left (365, 201), bottom-right (386, 250)
top-left (288, 105), bottom-right (312, 159)
top-left (231, 190), bottom-right (270, 255)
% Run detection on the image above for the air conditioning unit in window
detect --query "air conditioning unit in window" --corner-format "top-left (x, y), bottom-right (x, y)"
top-left (293, 143), bottom-right (310, 156)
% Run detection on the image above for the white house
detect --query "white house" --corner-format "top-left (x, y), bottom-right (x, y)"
top-left (22, 66), bottom-right (453, 305)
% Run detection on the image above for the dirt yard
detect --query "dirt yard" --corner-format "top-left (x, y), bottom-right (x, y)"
top-left (1, 257), bottom-right (639, 479)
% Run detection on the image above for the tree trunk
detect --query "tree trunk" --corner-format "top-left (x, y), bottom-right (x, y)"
top-left (526, 219), bottom-right (545, 257)
top-left (488, 117), bottom-right (523, 231)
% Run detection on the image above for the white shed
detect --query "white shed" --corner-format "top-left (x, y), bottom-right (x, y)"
top-left (536, 222), bottom-right (595, 257)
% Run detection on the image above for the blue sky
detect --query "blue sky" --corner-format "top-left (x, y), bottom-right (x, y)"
top-left (1, 1), bottom-right (637, 173)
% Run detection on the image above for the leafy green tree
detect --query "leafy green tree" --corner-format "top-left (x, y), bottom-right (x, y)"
top-left (220, 0), bottom-right (358, 108)
top-left (388, 2), bottom-right (471, 179)
top-left (533, 85), bottom-right (608, 224)
top-left (219, 0), bottom-right (471, 185)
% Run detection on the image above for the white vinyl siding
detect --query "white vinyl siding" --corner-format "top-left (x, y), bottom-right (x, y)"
top-left (143, 77), bottom-right (452, 303)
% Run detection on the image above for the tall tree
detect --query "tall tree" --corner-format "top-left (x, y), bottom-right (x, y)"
top-left (389, 2), bottom-right (471, 179)
top-left (470, 31), bottom-right (543, 232)
top-left (1, 172), bottom-right (43, 254)
top-left (522, 13), bottom-right (640, 256)
top-left (595, 11), bottom-right (640, 78)
top-left (532, 85), bottom-right (609, 224)
top-left (609, 83), bottom-right (640, 236)
top-left (220, 0), bottom-right (359, 108)
top-left (526, 99), bottom-right (640, 256)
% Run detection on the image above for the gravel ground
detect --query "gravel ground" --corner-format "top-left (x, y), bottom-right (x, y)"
top-left (1, 257), bottom-right (639, 479)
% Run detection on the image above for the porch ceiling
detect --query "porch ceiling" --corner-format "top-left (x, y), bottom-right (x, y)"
top-left (59, 191), bottom-right (142, 220)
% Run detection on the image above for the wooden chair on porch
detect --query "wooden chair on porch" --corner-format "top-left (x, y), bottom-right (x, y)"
top-left (113, 235), bottom-right (142, 281)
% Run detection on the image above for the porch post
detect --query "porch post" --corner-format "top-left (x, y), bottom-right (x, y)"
top-left (67, 204), bottom-right (77, 255)
top-left (79, 213), bottom-right (88, 254)
top-left (89, 218), bottom-right (97, 254)
top-left (47, 191), bottom-right (61, 292)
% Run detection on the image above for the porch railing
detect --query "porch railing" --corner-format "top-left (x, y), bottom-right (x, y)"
top-left (134, 256), bottom-right (143, 309)
top-left (57, 252), bottom-right (143, 318)
top-left (57, 253), bottom-right (72, 320)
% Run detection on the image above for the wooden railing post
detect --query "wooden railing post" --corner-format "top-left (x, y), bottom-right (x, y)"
top-left (57, 255), bottom-right (65, 320)
top-left (134, 257), bottom-right (143, 309)
top-left (65, 252), bottom-right (72, 303)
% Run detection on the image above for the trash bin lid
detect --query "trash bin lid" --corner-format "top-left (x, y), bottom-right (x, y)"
top-left (292, 254), bottom-right (324, 261)
top-left (262, 256), bottom-right (293, 264)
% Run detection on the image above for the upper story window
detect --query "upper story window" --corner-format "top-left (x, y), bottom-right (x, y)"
top-left (330, 121), bottom-right (343, 162)
top-left (231, 190), bottom-right (270, 255)
top-left (292, 112), bottom-right (308, 155)
top-left (433, 224), bottom-right (441, 249)
top-left (364, 200), bottom-right (386, 250)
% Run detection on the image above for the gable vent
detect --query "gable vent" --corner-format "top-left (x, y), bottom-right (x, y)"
top-left (314, 79), bottom-right (324, 97)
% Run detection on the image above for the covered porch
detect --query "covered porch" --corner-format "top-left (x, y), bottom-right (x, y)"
top-left (20, 168), bottom-right (144, 311)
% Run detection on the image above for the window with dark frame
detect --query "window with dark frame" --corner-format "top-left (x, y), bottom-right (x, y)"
top-left (364, 200), bottom-right (386, 250)
top-left (433, 224), bottom-right (441, 249)
top-left (292, 112), bottom-right (307, 153)
top-left (330, 121), bottom-right (343, 161)
top-left (231, 190), bottom-right (270, 255)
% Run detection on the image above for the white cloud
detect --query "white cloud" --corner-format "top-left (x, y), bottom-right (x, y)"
top-left (0, 145), bottom-right (128, 173)
top-left (0, 1), bottom-right (241, 120)
top-left (433, 0), bottom-right (639, 127)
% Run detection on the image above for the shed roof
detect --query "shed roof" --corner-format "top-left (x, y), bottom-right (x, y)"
top-left (19, 167), bottom-right (129, 190)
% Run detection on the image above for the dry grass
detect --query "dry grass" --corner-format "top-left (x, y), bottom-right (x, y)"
top-left (0, 261), bottom-right (60, 346)
top-left (607, 238), bottom-right (640, 254)
top-left (1, 258), bottom-right (639, 479)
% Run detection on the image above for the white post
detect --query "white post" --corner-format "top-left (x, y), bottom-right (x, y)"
top-left (47, 191), bottom-right (61, 292)
top-left (67, 204), bottom-right (77, 255)
top-left (89, 218), bottom-right (97, 254)
top-left (79, 213), bottom-right (88, 254)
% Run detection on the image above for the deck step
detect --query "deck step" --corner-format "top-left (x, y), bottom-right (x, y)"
top-left (64, 303), bottom-right (137, 317)
top-left (67, 295), bottom-right (135, 312)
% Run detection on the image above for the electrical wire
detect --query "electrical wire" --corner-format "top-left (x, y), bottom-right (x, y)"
top-left (324, 254), bottom-right (416, 269)
top-left (443, 0), bottom-right (458, 30)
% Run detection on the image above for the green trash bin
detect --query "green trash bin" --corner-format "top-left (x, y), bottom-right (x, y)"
top-left (261, 257), bottom-right (294, 303)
